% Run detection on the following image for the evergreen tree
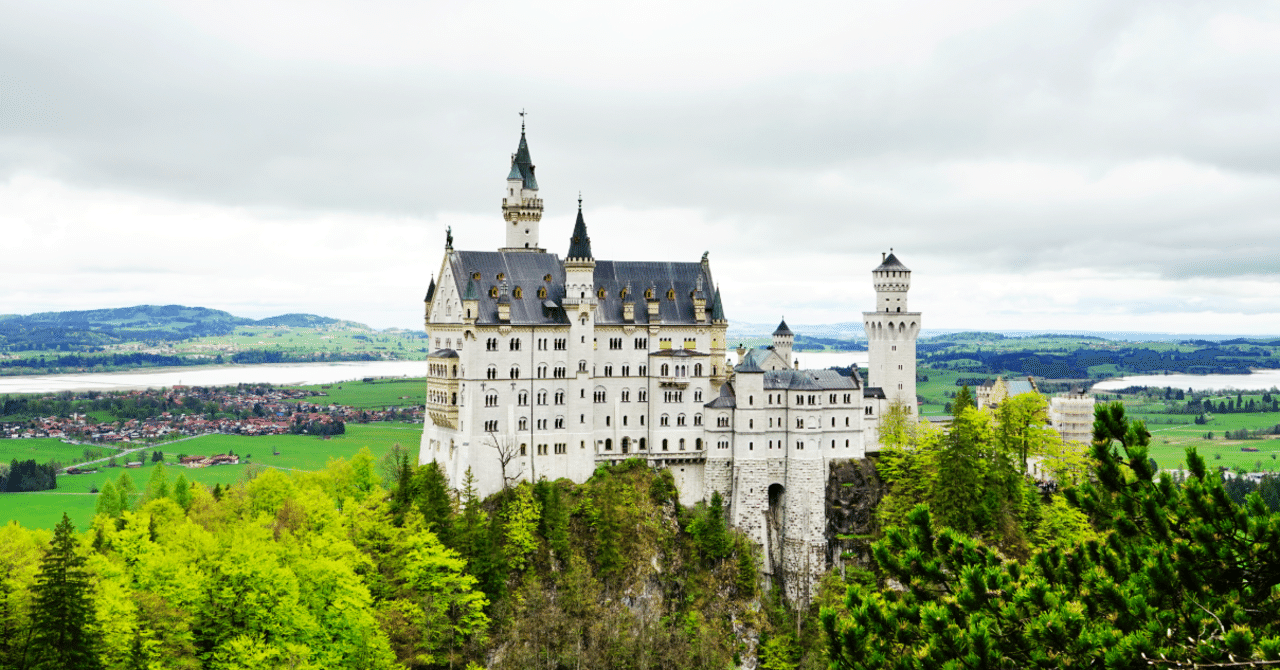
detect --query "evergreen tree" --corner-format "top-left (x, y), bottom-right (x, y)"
top-left (116, 471), bottom-right (137, 512)
top-left (951, 384), bottom-right (975, 415)
top-left (29, 514), bottom-right (101, 670)
top-left (171, 472), bottom-right (192, 510)
top-left (145, 462), bottom-right (170, 502)
top-left (414, 460), bottom-right (453, 544)
top-left (95, 480), bottom-right (122, 518)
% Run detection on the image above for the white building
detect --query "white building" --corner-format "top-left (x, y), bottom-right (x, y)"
top-left (419, 126), bottom-right (921, 601)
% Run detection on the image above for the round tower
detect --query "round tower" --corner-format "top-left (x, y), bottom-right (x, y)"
top-left (863, 250), bottom-right (921, 416)
top-left (501, 119), bottom-right (544, 252)
top-left (772, 319), bottom-right (794, 369)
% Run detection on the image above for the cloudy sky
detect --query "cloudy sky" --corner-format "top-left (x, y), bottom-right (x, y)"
top-left (2, 0), bottom-right (1278, 334)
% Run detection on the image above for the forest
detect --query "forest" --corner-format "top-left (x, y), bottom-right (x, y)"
top-left (3, 397), bottom-right (1280, 669)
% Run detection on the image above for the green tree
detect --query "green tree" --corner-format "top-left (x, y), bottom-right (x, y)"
top-left (116, 471), bottom-right (138, 513)
top-left (29, 514), bottom-right (101, 670)
top-left (95, 480), bottom-right (123, 518)
top-left (952, 384), bottom-right (975, 415)
top-left (502, 483), bottom-right (541, 571)
top-left (822, 402), bottom-right (1280, 669)
top-left (414, 461), bottom-right (453, 544)
top-left (145, 461), bottom-right (171, 502)
top-left (172, 472), bottom-right (193, 511)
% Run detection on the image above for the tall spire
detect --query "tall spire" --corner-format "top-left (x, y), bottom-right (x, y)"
top-left (502, 114), bottom-right (543, 251)
top-left (567, 195), bottom-right (593, 260)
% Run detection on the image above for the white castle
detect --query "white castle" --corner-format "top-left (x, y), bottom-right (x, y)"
top-left (419, 126), bottom-right (921, 599)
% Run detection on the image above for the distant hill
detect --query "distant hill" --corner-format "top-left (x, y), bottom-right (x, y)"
top-left (0, 305), bottom-right (368, 352)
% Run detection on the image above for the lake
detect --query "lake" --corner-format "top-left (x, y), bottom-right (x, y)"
top-left (1092, 370), bottom-right (1280, 392)
top-left (0, 351), bottom-right (869, 396)
top-left (0, 360), bottom-right (428, 395)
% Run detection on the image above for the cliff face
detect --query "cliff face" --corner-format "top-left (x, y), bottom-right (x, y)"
top-left (825, 458), bottom-right (883, 567)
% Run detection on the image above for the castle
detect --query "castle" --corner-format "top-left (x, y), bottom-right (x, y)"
top-left (420, 126), bottom-right (921, 601)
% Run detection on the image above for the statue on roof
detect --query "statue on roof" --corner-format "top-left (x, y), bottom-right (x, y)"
top-left (446, 226), bottom-right (453, 249)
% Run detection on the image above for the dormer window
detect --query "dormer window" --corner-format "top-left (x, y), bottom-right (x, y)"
top-left (544, 274), bottom-right (553, 282)
top-left (666, 288), bottom-right (675, 300)
top-left (597, 288), bottom-right (607, 299)
top-left (513, 287), bottom-right (523, 299)
top-left (489, 287), bottom-right (499, 298)
top-left (645, 288), bottom-right (654, 299)
top-left (496, 272), bottom-right (505, 281)
top-left (472, 272), bottom-right (482, 280)
top-left (537, 287), bottom-right (547, 299)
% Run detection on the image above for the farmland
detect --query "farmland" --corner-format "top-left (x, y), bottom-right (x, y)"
top-left (0, 422), bottom-right (421, 530)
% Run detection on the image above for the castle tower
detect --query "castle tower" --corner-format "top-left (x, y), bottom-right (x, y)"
top-left (772, 319), bottom-right (794, 369)
top-left (501, 121), bottom-right (544, 251)
top-left (863, 251), bottom-right (921, 416)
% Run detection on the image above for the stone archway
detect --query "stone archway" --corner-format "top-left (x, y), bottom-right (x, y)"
top-left (764, 483), bottom-right (786, 577)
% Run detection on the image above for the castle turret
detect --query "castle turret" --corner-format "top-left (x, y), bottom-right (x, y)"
top-left (863, 250), bottom-right (920, 416)
top-left (501, 121), bottom-right (544, 251)
top-left (772, 319), bottom-right (794, 369)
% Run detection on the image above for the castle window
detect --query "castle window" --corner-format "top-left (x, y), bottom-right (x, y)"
top-left (718, 415), bottom-right (729, 427)
top-left (604, 365), bottom-right (613, 377)
top-left (518, 391), bottom-right (528, 406)
top-left (578, 360), bottom-right (588, 373)
top-left (694, 389), bottom-right (702, 402)
top-left (510, 338), bottom-right (521, 351)
top-left (555, 390), bottom-right (565, 404)
top-left (679, 438), bottom-right (686, 450)
top-left (554, 365), bottom-right (566, 379)
top-left (486, 338), bottom-right (498, 351)
top-left (537, 390), bottom-right (547, 405)
top-left (544, 274), bottom-right (553, 282)
top-left (622, 365), bottom-right (630, 376)
top-left (694, 363), bottom-right (703, 376)
top-left (486, 365), bottom-right (497, 380)
top-left (677, 414), bottom-right (686, 426)
top-left (661, 364), bottom-right (670, 376)
top-left (518, 417), bottom-right (528, 430)
top-left (554, 338), bottom-right (566, 350)
top-left (667, 289), bottom-right (675, 300)
top-left (485, 392), bottom-right (498, 407)
top-left (639, 365), bottom-right (647, 376)
top-left (555, 443), bottom-right (567, 454)
top-left (473, 272), bottom-right (482, 280)
top-left (748, 419), bottom-right (752, 429)
top-left (796, 417), bottom-right (803, 429)
top-left (538, 364), bottom-right (547, 377)
top-left (662, 439), bottom-right (669, 451)
top-left (660, 414), bottom-right (670, 427)
top-left (796, 395), bottom-right (803, 405)
top-left (555, 416), bottom-right (564, 428)
top-left (749, 442), bottom-right (753, 451)
top-left (621, 389), bottom-right (630, 402)
top-left (538, 287), bottom-right (547, 299)
top-left (606, 416), bottom-right (611, 426)
top-left (645, 288), bottom-right (654, 300)
top-left (513, 286), bottom-right (522, 298)
top-left (510, 366), bottom-right (519, 379)
top-left (485, 420), bottom-right (498, 432)
top-left (634, 337), bottom-right (647, 349)
top-left (796, 441), bottom-right (804, 450)
top-left (846, 417), bottom-right (850, 426)
top-left (594, 390), bottom-right (607, 403)
top-left (489, 287), bottom-right (499, 298)
top-left (622, 415), bottom-right (628, 426)
top-left (610, 337), bottom-right (622, 350)
top-left (638, 389), bottom-right (647, 402)
top-left (694, 413), bottom-right (702, 426)
top-left (496, 273), bottom-right (505, 281)
top-left (597, 288), bottom-right (607, 299)
top-left (639, 438), bottom-right (647, 450)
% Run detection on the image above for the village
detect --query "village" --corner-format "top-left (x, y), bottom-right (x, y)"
top-left (0, 384), bottom-right (423, 444)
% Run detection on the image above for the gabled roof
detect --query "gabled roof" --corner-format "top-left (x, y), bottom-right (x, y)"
top-left (706, 382), bottom-right (737, 408)
top-left (764, 368), bottom-right (860, 391)
top-left (567, 204), bottom-right (592, 260)
top-left (447, 250), bottom-right (716, 326)
top-left (773, 319), bottom-right (793, 336)
top-left (874, 252), bottom-right (909, 272)
top-left (508, 131), bottom-right (538, 190)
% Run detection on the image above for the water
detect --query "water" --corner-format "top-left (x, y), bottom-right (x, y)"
top-left (0, 360), bottom-right (427, 395)
top-left (1, 351), bottom-right (869, 396)
top-left (1092, 370), bottom-right (1280, 393)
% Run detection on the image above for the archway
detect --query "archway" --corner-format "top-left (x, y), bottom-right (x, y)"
top-left (764, 483), bottom-right (786, 578)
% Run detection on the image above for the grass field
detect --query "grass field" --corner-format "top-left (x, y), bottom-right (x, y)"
top-left (1131, 409), bottom-right (1280, 472)
top-left (0, 422), bottom-right (422, 530)
top-left (0, 438), bottom-right (119, 465)
top-left (288, 377), bottom-right (426, 409)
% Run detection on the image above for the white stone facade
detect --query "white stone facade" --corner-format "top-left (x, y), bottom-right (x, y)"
top-left (419, 128), bottom-right (920, 602)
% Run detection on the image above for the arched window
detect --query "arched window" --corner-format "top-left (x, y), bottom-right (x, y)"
top-left (694, 413), bottom-right (702, 426)
top-left (694, 363), bottom-right (702, 376)
top-left (695, 438), bottom-right (702, 450)
top-left (518, 391), bottom-right (528, 405)
top-left (667, 288), bottom-right (675, 300)
top-left (662, 439), bottom-right (669, 451)
top-left (679, 438), bottom-right (686, 450)
top-left (661, 364), bottom-right (670, 376)
top-left (486, 365), bottom-right (497, 380)
top-left (518, 417), bottom-right (528, 430)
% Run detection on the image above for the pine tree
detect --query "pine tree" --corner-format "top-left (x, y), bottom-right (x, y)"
top-left (952, 384), bottom-right (975, 415)
top-left (95, 480), bottom-right (122, 518)
top-left (29, 514), bottom-right (101, 670)
top-left (414, 461), bottom-right (453, 544)
top-left (172, 472), bottom-right (192, 510)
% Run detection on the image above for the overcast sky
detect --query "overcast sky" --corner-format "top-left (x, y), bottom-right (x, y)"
top-left (2, 0), bottom-right (1278, 334)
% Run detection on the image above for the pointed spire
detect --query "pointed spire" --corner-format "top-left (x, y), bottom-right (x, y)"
top-left (711, 287), bottom-right (725, 321)
top-left (773, 319), bottom-right (793, 336)
top-left (567, 195), bottom-right (593, 260)
top-left (508, 116), bottom-right (538, 190)
top-left (462, 275), bottom-right (479, 301)
top-left (424, 278), bottom-right (436, 303)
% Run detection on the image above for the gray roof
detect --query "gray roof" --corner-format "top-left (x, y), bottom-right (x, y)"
top-left (429, 349), bottom-right (459, 359)
top-left (874, 252), bottom-right (909, 272)
top-left (448, 250), bottom-right (715, 326)
top-left (864, 387), bottom-right (886, 399)
top-left (425, 278), bottom-right (436, 303)
top-left (764, 369), bottom-right (860, 391)
top-left (773, 319), bottom-right (793, 336)
top-left (1007, 380), bottom-right (1037, 396)
top-left (567, 205), bottom-right (592, 260)
top-left (710, 288), bottom-right (725, 321)
top-left (705, 382), bottom-right (737, 408)
top-left (509, 131), bottom-right (538, 190)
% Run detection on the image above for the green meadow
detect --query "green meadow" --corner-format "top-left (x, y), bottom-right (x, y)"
top-left (0, 438), bottom-right (120, 465)
top-left (290, 377), bottom-right (426, 409)
top-left (0, 422), bottom-right (422, 530)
